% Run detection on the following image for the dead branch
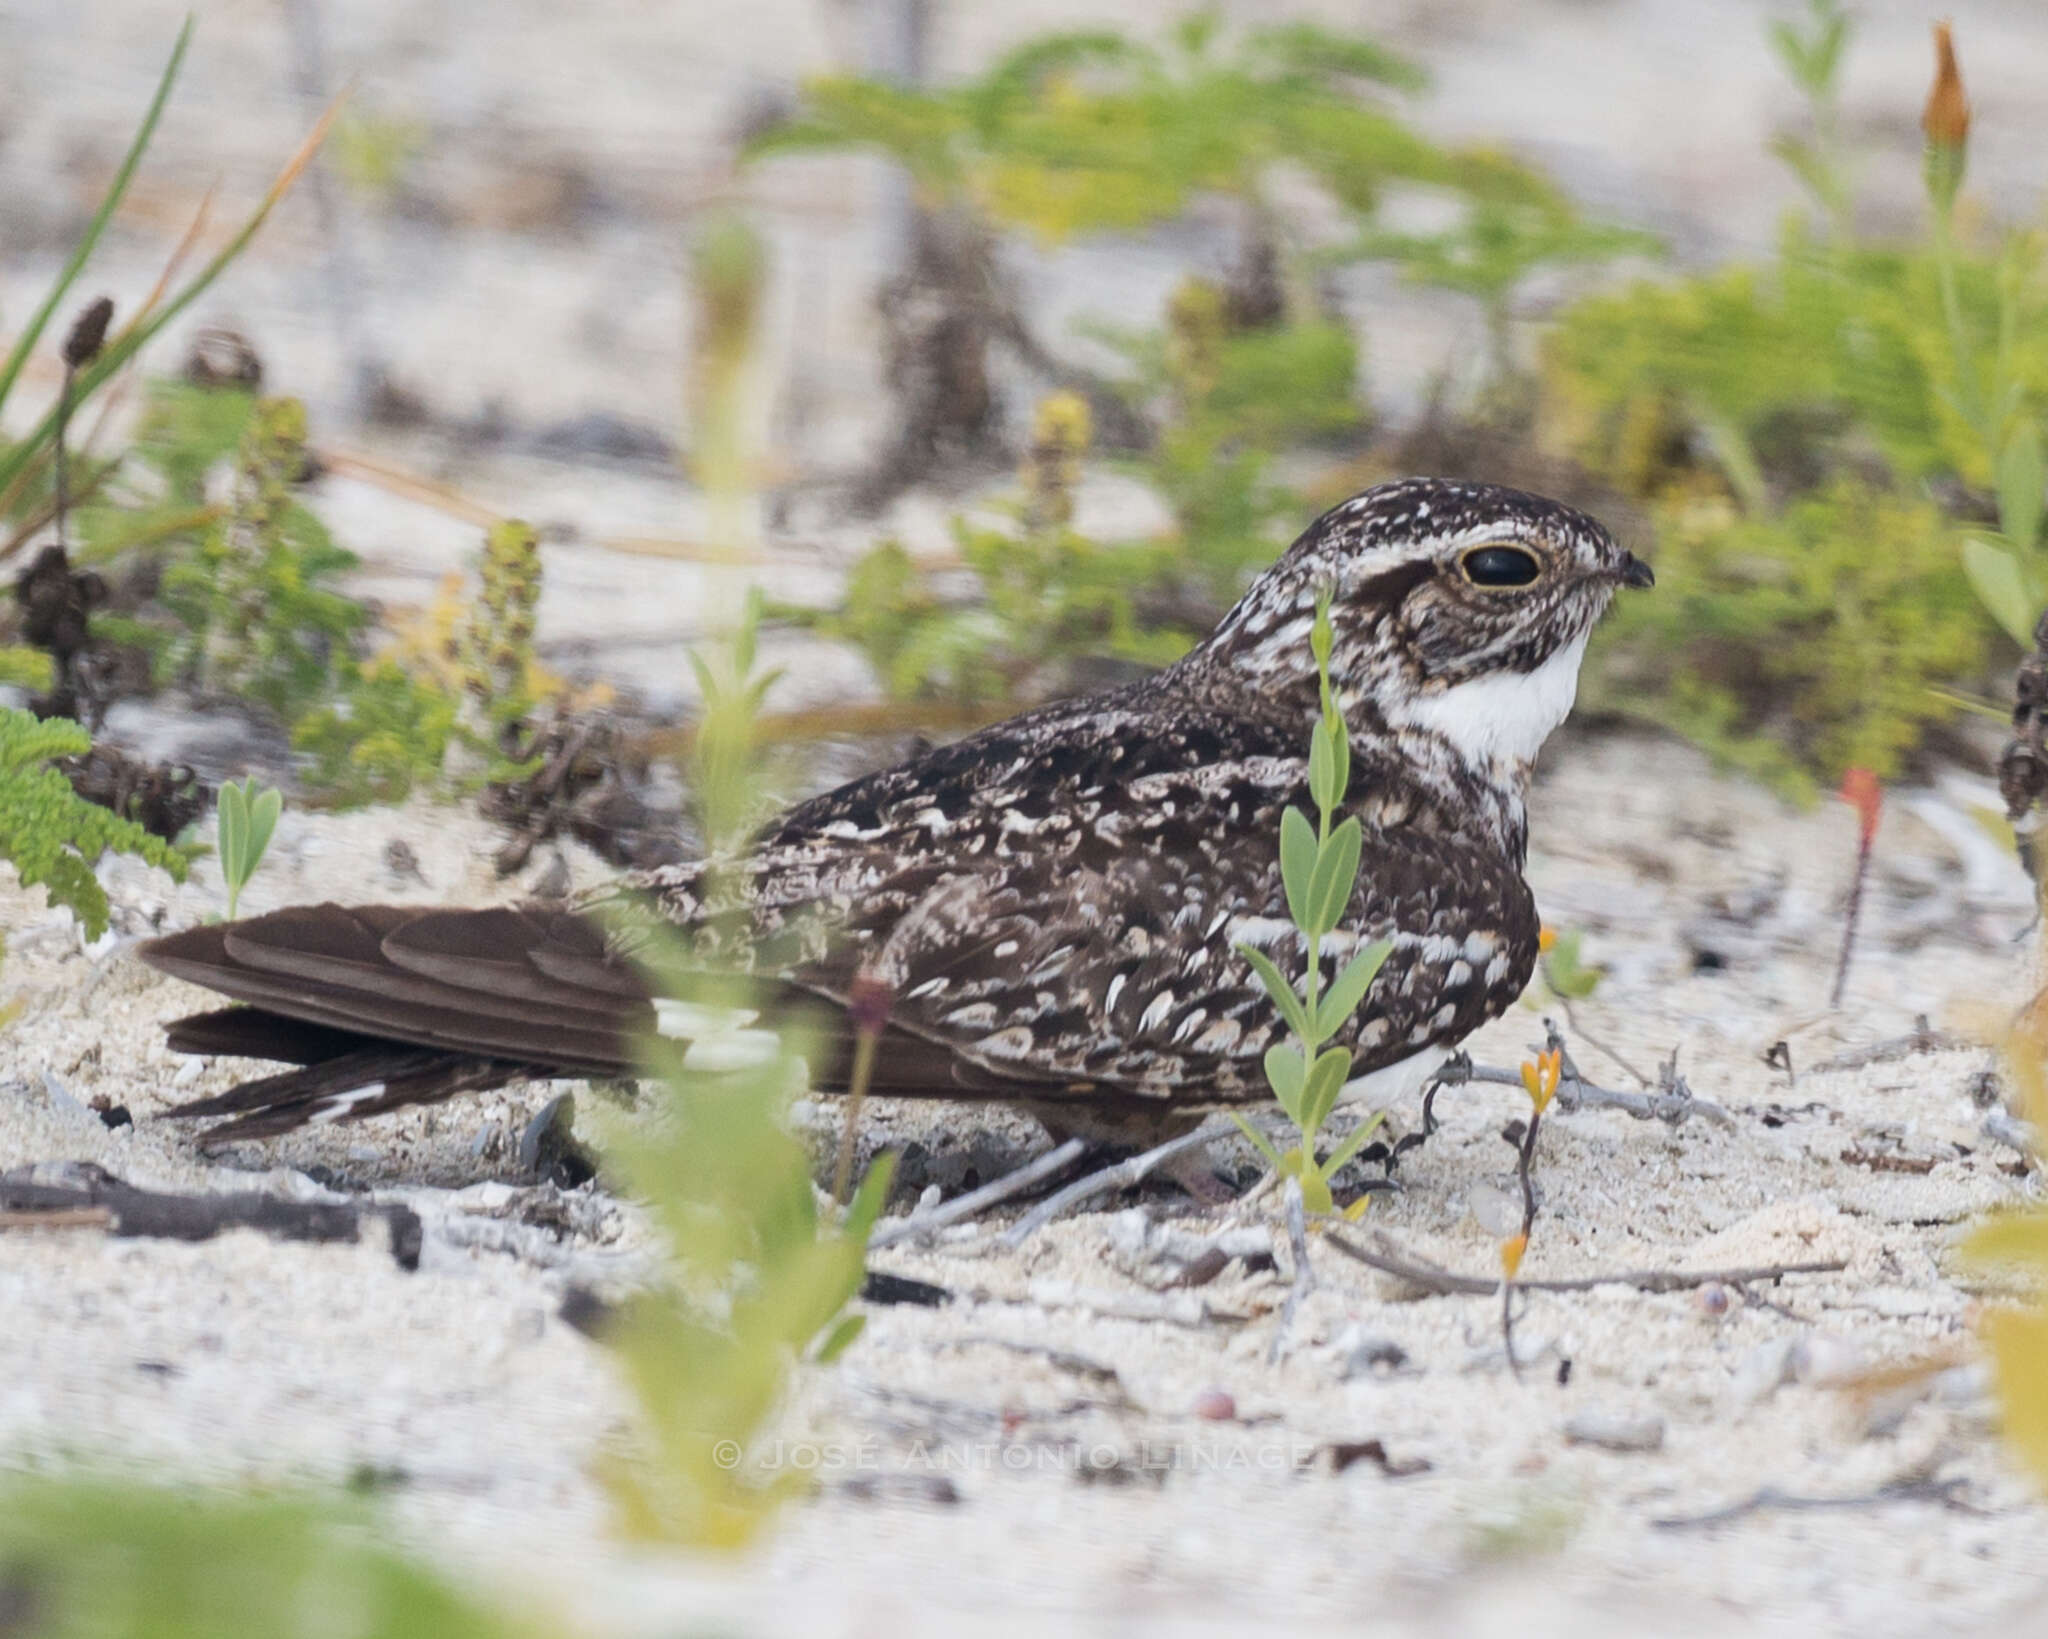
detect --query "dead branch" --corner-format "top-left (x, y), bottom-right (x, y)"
top-left (1436, 1031), bottom-right (1736, 1129)
top-left (1322, 1228), bottom-right (1845, 1298)
top-left (0, 1167), bottom-right (421, 1268)
top-left (1267, 1177), bottom-right (1315, 1365)
top-left (998, 1117), bottom-right (1247, 1247)
top-left (1807, 1018), bottom-right (1970, 1075)
top-left (1651, 1477), bottom-right (1972, 1531)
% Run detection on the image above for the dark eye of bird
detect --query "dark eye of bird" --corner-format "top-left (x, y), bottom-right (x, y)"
top-left (1461, 545), bottom-right (1542, 588)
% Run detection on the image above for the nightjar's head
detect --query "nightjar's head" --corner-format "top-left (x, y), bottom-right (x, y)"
top-left (1189, 477), bottom-right (1652, 775)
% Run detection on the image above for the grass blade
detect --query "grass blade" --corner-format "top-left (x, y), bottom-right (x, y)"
top-left (0, 92), bottom-right (343, 501)
top-left (0, 18), bottom-right (192, 414)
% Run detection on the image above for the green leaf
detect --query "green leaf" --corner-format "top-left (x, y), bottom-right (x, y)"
top-left (246, 786), bottom-right (282, 871)
top-left (1278, 805), bottom-right (1317, 926)
top-left (1310, 588), bottom-right (1334, 671)
top-left (813, 1313), bottom-right (867, 1364)
top-left (1963, 533), bottom-right (2039, 648)
top-left (218, 780), bottom-right (247, 880)
top-left (1262, 1043), bottom-right (1308, 1122)
top-left (1305, 816), bottom-right (1362, 935)
top-left (841, 1149), bottom-right (898, 1243)
top-left (1308, 718), bottom-right (1340, 812)
top-left (1313, 937), bottom-right (1392, 1040)
top-left (1236, 943), bottom-right (1310, 1040)
top-left (2001, 422), bottom-right (2046, 553)
top-left (0, 20), bottom-right (191, 416)
top-left (1301, 1045), bottom-right (1353, 1136)
top-left (1324, 702), bottom-right (1350, 798)
top-left (1229, 1111), bottom-right (1286, 1170)
top-left (1296, 1166), bottom-right (1334, 1216)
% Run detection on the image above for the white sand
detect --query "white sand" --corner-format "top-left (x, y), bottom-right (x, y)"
top-left (1, 735), bottom-right (2044, 1638)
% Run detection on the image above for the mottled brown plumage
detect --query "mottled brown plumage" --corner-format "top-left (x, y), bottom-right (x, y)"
top-left (141, 477), bottom-right (1650, 1145)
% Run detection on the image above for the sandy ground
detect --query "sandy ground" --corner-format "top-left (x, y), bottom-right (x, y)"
top-left (1, 732), bottom-right (2044, 1638)
top-left (7, 2), bottom-right (2048, 1632)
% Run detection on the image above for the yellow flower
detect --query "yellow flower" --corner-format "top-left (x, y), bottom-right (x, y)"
top-left (1518, 1048), bottom-right (1563, 1113)
top-left (1500, 1234), bottom-right (1528, 1280)
top-left (1537, 925), bottom-right (1557, 954)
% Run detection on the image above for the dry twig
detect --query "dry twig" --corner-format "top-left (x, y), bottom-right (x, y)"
top-left (869, 1137), bottom-right (1089, 1248)
top-left (1436, 1028), bottom-right (1736, 1129)
top-left (1651, 1477), bottom-right (1971, 1531)
top-left (998, 1117), bottom-right (1247, 1247)
top-left (1322, 1228), bottom-right (1845, 1298)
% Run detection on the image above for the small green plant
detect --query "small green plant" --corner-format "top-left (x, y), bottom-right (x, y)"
top-left (145, 396), bottom-right (362, 717)
top-left (453, 520), bottom-right (543, 746)
top-left (291, 658), bottom-right (461, 808)
top-left (1766, 0), bottom-right (1855, 245)
top-left (1537, 925), bottom-right (1602, 1001)
top-left (596, 593), bottom-right (891, 1548)
top-left (0, 1479), bottom-right (532, 1639)
top-left (0, 21), bottom-right (334, 545)
top-left (0, 705), bottom-right (187, 939)
top-left (1230, 591), bottom-right (1392, 1215)
top-left (215, 776), bottom-right (281, 920)
top-left (1905, 25), bottom-right (2048, 651)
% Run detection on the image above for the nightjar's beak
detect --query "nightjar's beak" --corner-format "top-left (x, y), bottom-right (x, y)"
top-left (1619, 552), bottom-right (1655, 589)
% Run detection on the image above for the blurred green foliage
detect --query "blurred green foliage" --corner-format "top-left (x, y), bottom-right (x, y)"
top-left (751, 14), bottom-right (1464, 241)
top-left (1586, 484), bottom-right (1989, 795)
top-left (1545, 1), bottom-right (2033, 791)
top-left (805, 393), bottom-right (1191, 701)
top-left (0, 1481), bottom-right (532, 1639)
top-left (291, 656), bottom-right (460, 806)
top-left (764, 13), bottom-right (1642, 706)
top-left (1098, 277), bottom-right (1361, 599)
top-left (596, 594), bottom-right (892, 1548)
top-left (0, 705), bottom-right (187, 938)
top-left (0, 20), bottom-right (331, 530)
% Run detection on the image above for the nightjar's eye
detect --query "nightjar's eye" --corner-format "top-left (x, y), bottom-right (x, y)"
top-left (1460, 544), bottom-right (1542, 588)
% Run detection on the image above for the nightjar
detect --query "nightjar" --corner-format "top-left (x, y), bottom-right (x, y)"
top-left (141, 477), bottom-right (1652, 1144)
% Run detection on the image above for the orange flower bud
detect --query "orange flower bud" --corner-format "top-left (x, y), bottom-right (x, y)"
top-left (1838, 766), bottom-right (1883, 849)
top-left (1537, 925), bottom-right (1557, 955)
top-left (1500, 1234), bottom-right (1528, 1280)
top-left (1923, 22), bottom-right (1970, 152)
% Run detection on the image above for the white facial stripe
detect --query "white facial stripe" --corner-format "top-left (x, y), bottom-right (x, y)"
top-left (1393, 631), bottom-right (1589, 770)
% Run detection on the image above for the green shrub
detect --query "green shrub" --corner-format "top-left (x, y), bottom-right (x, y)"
top-left (0, 1481), bottom-right (531, 1639)
top-left (1585, 482), bottom-right (1990, 795)
top-left (0, 705), bottom-right (188, 938)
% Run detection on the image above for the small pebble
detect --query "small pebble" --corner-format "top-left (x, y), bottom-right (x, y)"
top-left (1562, 1410), bottom-right (1665, 1453)
top-left (1192, 1388), bottom-right (1236, 1421)
top-left (1466, 1183), bottom-right (1521, 1238)
top-left (1335, 1326), bottom-right (1409, 1379)
top-left (1792, 1334), bottom-right (1865, 1387)
top-left (1732, 1336), bottom-right (1798, 1407)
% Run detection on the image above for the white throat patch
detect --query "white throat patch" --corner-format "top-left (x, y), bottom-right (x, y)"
top-left (1393, 631), bottom-right (1589, 771)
